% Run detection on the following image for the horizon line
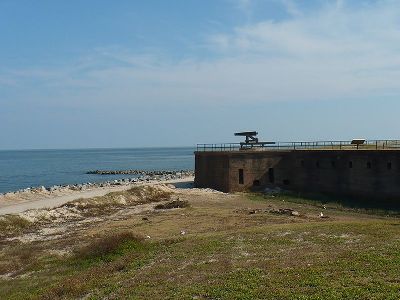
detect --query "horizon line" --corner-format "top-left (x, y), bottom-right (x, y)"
top-left (0, 145), bottom-right (196, 152)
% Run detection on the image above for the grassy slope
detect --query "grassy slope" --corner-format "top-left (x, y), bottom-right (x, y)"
top-left (0, 192), bottom-right (399, 300)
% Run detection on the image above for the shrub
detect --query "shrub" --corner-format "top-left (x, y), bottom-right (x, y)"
top-left (0, 215), bottom-right (32, 236)
top-left (127, 186), bottom-right (172, 203)
top-left (154, 199), bottom-right (190, 210)
top-left (74, 231), bottom-right (145, 260)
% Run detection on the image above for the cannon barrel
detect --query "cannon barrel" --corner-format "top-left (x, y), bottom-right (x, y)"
top-left (234, 131), bottom-right (258, 136)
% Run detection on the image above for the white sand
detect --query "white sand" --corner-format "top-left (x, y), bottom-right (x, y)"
top-left (0, 177), bottom-right (194, 215)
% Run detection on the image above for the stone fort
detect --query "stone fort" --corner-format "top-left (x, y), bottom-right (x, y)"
top-left (195, 132), bottom-right (400, 200)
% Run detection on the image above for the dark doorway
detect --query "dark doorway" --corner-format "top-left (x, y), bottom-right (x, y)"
top-left (238, 169), bottom-right (244, 184)
top-left (268, 168), bottom-right (275, 183)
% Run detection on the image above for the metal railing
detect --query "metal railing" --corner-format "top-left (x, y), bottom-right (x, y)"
top-left (196, 143), bottom-right (241, 152)
top-left (196, 140), bottom-right (400, 152)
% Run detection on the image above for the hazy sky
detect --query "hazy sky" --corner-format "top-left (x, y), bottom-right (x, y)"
top-left (1, 0), bottom-right (400, 149)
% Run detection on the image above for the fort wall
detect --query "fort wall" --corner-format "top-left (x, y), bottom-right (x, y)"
top-left (195, 150), bottom-right (400, 200)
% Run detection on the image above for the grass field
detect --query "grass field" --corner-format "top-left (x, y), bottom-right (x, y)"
top-left (0, 186), bottom-right (399, 299)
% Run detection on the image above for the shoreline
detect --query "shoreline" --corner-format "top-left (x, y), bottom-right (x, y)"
top-left (0, 172), bottom-right (194, 215)
top-left (0, 170), bottom-right (194, 196)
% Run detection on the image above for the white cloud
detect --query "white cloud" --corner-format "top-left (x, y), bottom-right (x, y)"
top-left (233, 0), bottom-right (253, 15)
top-left (280, 0), bottom-right (302, 17)
top-left (3, 1), bottom-right (400, 106)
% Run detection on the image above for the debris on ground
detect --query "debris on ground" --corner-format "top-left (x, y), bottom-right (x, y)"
top-left (269, 208), bottom-right (300, 216)
top-left (235, 207), bottom-right (301, 217)
top-left (319, 212), bottom-right (329, 218)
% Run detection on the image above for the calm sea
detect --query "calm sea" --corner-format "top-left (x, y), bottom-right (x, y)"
top-left (0, 147), bottom-right (194, 193)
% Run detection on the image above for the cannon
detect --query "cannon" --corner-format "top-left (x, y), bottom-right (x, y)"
top-left (235, 131), bottom-right (276, 149)
top-left (234, 131), bottom-right (259, 144)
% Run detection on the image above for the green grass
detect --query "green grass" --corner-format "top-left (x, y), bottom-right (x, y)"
top-left (248, 191), bottom-right (400, 217)
top-left (1, 221), bottom-right (399, 300)
top-left (0, 191), bottom-right (399, 299)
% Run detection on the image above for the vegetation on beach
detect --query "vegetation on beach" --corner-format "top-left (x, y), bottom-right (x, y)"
top-left (63, 185), bottom-right (173, 217)
top-left (0, 215), bottom-right (33, 237)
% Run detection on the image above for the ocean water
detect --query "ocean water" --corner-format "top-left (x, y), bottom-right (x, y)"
top-left (0, 147), bottom-right (194, 193)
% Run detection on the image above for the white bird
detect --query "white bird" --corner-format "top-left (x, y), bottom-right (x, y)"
top-left (180, 230), bottom-right (186, 235)
top-left (320, 212), bottom-right (324, 218)
top-left (146, 235), bottom-right (151, 239)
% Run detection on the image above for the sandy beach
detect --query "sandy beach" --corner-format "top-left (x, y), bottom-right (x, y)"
top-left (0, 176), bottom-right (194, 215)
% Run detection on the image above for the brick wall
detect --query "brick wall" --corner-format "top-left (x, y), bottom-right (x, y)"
top-left (195, 150), bottom-right (400, 200)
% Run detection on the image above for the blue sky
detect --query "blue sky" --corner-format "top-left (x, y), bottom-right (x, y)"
top-left (1, 0), bottom-right (400, 149)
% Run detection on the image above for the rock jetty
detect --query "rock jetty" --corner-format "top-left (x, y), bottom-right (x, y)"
top-left (86, 169), bottom-right (191, 176)
top-left (0, 170), bottom-right (194, 198)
